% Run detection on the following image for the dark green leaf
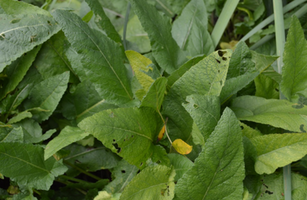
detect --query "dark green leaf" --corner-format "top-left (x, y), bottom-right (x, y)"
top-left (175, 108), bottom-right (244, 200)
top-left (129, 0), bottom-right (187, 74)
top-left (255, 74), bottom-right (279, 99)
top-left (0, 126), bottom-right (23, 143)
top-left (0, 142), bottom-right (67, 190)
top-left (52, 10), bottom-right (133, 104)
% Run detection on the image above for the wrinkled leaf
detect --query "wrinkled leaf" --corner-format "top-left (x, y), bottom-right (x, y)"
top-left (175, 108), bottom-right (244, 200)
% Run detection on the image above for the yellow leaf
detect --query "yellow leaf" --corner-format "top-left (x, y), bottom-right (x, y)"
top-left (157, 124), bottom-right (165, 141)
top-left (172, 139), bottom-right (192, 155)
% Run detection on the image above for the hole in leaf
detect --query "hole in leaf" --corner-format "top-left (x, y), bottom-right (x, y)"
top-left (157, 160), bottom-right (161, 164)
top-left (113, 139), bottom-right (116, 142)
top-left (218, 50), bottom-right (226, 57)
top-left (215, 59), bottom-right (220, 63)
top-left (131, 135), bottom-right (134, 138)
top-left (121, 170), bottom-right (126, 173)
top-left (47, 20), bottom-right (52, 25)
top-left (193, 104), bottom-right (198, 108)
top-left (265, 190), bottom-right (273, 195)
top-left (140, 162), bottom-right (143, 166)
top-left (112, 143), bottom-right (121, 153)
top-left (222, 57), bottom-right (227, 61)
top-left (240, 126), bottom-right (244, 130)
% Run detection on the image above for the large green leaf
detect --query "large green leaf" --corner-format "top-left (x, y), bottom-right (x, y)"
top-left (183, 94), bottom-right (220, 141)
top-left (140, 77), bottom-right (167, 112)
top-left (251, 133), bottom-right (307, 174)
top-left (281, 16), bottom-right (307, 102)
top-left (175, 108), bottom-right (244, 200)
top-left (120, 165), bottom-right (175, 200)
top-left (0, 126), bottom-right (23, 143)
top-left (23, 72), bottom-right (69, 122)
top-left (172, 50), bottom-right (231, 98)
top-left (52, 10), bottom-right (133, 104)
top-left (0, 142), bottom-right (67, 190)
top-left (172, 0), bottom-right (214, 57)
top-left (85, 0), bottom-right (122, 44)
top-left (61, 80), bottom-right (117, 123)
top-left (78, 107), bottom-right (168, 168)
top-left (231, 95), bottom-right (307, 132)
top-left (44, 126), bottom-right (90, 160)
top-left (255, 74), bottom-right (279, 99)
top-left (129, 0), bottom-right (187, 74)
top-left (167, 153), bottom-right (193, 182)
top-left (0, 0), bottom-right (60, 72)
top-left (0, 46), bottom-right (40, 100)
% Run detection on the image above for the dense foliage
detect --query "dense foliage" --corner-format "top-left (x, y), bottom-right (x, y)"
top-left (0, 0), bottom-right (307, 199)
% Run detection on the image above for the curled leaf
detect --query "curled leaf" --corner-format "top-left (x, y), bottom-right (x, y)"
top-left (172, 139), bottom-right (192, 155)
top-left (157, 124), bottom-right (166, 141)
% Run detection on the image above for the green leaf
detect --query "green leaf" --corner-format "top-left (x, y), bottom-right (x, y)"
top-left (183, 94), bottom-right (220, 142)
top-left (78, 107), bottom-right (167, 168)
top-left (52, 10), bottom-right (133, 104)
top-left (251, 133), bottom-right (307, 174)
top-left (255, 74), bottom-right (279, 99)
top-left (140, 77), bottom-right (167, 112)
top-left (45, 126), bottom-right (90, 160)
top-left (231, 95), bottom-right (307, 132)
top-left (175, 108), bottom-right (244, 200)
top-left (172, 0), bottom-right (214, 57)
top-left (13, 119), bottom-right (42, 143)
top-left (0, 47), bottom-right (40, 100)
top-left (0, 126), bottom-right (23, 143)
top-left (281, 16), bottom-right (307, 102)
top-left (61, 80), bottom-right (117, 123)
top-left (129, 0), bottom-right (187, 74)
top-left (85, 0), bottom-right (122, 44)
top-left (0, 142), bottom-right (67, 190)
top-left (23, 72), bottom-right (69, 122)
top-left (167, 55), bottom-right (204, 87)
top-left (120, 165), bottom-right (175, 200)
top-left (167, 153), bottom-right (193, 182)
top-left (103, 160), bottom-right (138, 194)
top-left (172, 50), bottom-right (231, 98)
top-left (240, 122), bottom-right (262, 139)
top-left (0, 0), bottom-right (60, 72)
top-left (33, 31), bottom-right (78, 82)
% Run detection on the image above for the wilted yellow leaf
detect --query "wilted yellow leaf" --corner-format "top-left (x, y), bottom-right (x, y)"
top-left (157, 124), bottom-right (165, 141)
top-left (172, 139), bottom-right (192, 155)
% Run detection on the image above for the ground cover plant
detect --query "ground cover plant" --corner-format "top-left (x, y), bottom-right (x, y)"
top-left (0, 0), bottom-right (307, 199)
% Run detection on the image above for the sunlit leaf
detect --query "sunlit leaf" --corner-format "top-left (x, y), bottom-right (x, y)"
top-left (172, 139), bottom-right (192, 155)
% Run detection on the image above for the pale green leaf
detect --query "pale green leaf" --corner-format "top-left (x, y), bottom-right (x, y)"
top-left (120, 165), bottom-right (175, 200)
top-left (94, 191), bottom-right (120, 200)
top-left (172, 0), bottom-right (214, 57)
top-left (44, 126), bottom-right (90, 160)
top-left (85, 0), bottom-right (122, 44)
top-left (140, 77), bottom-right (167, 111)
top-left (231, 95), bottom-right (307, 132)
top-left (251, 133), bottom-right (307, 174)
top-left (0, 0), bottom-right (60, 72)
top-left (125, 50), bottom-right (154, 100)
top-left (191, 122), bottom-right (204, 145)
top-left (0, 47), bottom-right (40, 100)
top-left (23, 72), bottom-right (69, 122)
top-left (78, 107), bottom-right (168, 168)
top-left (167, 153), bottom-right (193, 182)
top-left (175, 108), bottom-right (244, 200)
top-left (52, 10), bottom-right (133, 104)
top-left (8, 111), bottom-right (32, 124)
top-left (61, 80), bottom-right (117, 123)
top-left (281, 16), bottom-right (307, 102)
top-left (240, 122), bottom-right (262, 139)
top-left (129, 0), bottom-right (187, 74)
top-left (183, 94), bottom-right (220, 141)
top-left (0, 142), bottom-right (67, 190)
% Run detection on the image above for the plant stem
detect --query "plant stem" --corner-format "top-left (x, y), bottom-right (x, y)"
top-left (63, 160), bottom-right (101, 181)
top-left (273, 0), bottom-right (291, 199)
top-left (211, 0), bottom-right (239, 48)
